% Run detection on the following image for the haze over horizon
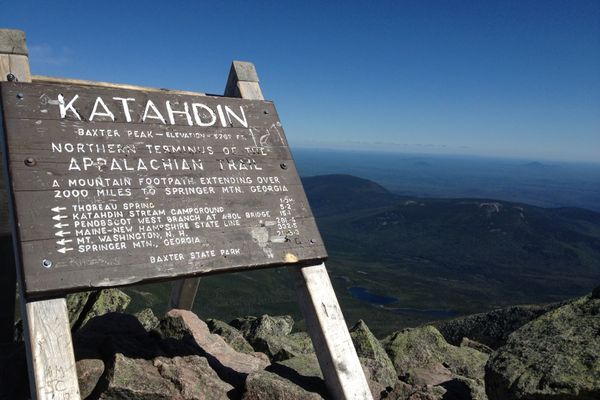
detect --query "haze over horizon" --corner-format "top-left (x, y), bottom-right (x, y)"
top-left (2, 0), bottom-right (598, 162)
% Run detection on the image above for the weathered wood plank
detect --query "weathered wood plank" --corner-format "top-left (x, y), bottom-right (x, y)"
top-left (32, 74), bottom-right (206, 96)
top-left (0, 82), bottom-right (278, 127)
top-left (292, 264), bottom-right (373, 400)
top-left (1, 80), bottom-right (326, 298)
top-left (0, 54), bottom-right (31, 83)
top-left (0, 29), bottom-right (31, 342)
top-left (0, 29), bottom-right (28, 56)
top-left (25, 298), bottom-right (80, 399)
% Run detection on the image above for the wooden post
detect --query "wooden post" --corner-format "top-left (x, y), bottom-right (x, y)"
top-left (169, 61), bottom-right (264, 310)
top-left (0, 29), bottom-right (80, 399)
top-left (292, 264), bottom-right (373, 400)
top-left (0, 28), bottom-right (29, 343)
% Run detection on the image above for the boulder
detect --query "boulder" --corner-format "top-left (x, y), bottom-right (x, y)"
top-left (100, 353), bottom-right (234, 400)
top-left (230, 315), bottom-right (313, 361)
top-left (383, 381), bottom-right (446, 400)
top-left (100, 353), bottom-right (178, 399)
top-left (383, 325), bottom-right (488, 384)
top-left (67, 289), bottom-right (131, 330)
top-left (242, 370), bottom-right (324, 400)
top-left (231, 315), bottom-right (294, 337)
top-left (350, 319), bottom-right (397, 388)
top-left (76, 358), bottom-right (105, 399)
top-left (206, 318), bottom-right (255, 354)
top-left (273, 353), bottom-right (388, 399)
top-left (460, 338), bottom-right (493, 355)
top-left (74, 312), bottom-right (167, 360)
top-left (154, 355), bottom-right (234, 399)
top-left (485, 294), bottom-right (600, 400)
top-left (435, 303), bottom-right (561, 349)
top-left (134, 308), bottom-right (159, 331)
top-left (383, 376), bottom-right (486, 400)
top-left (156, 309), bottom-right (269, 386)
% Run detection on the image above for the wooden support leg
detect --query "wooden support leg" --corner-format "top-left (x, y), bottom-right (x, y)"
top-left (291, 263), bottom-right (373, 400)
top-left (170, 278), bottom-right (201, 310)
top-left (23, 298), bottom-right (80, 400)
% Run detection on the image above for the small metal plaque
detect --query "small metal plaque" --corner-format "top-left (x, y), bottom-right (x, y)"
top-left (0, 82), bottom-right (326, 297)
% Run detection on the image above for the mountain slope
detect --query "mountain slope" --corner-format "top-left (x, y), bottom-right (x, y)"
top-left (301, 174), bottom-right (398, 217)
top-left (302, 175), bottom-right (600, 333)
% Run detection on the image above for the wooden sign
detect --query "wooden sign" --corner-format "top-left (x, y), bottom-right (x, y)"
top-left (0, 81), bottom-right (327, 297)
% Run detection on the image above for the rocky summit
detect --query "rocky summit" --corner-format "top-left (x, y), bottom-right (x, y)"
top-left (0, 287), bottom-right (598, 399)
top-left (485, 292), bottom-right (600, 400)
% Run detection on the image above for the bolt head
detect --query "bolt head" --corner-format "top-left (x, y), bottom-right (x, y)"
top-left (6, 73), bottom-right (17, 82)
top-left (42, 259), bottom-right (53, 268)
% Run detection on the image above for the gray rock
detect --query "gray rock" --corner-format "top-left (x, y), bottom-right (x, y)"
top-left (242, 370), bottom-right (324, 400)
top-left (350, 319), bottom-right (397, 388)
top-left (76, 358), bottom-right (104, 399)
top-left (435, 302), bottom-right (561, 349)
top-left (74, 312), bottom-right (167, 361)
top-left (231, 315), bottom-right (294, 337)
top-left (207, 318), bottom-right (255, 354)
top-left (383, 325), bottom-right (488, 399)
top-left (384, 326), bottom-right (488, 382)
top-left (485, 294), bottom-right (600, 400)
top-left (100, 353), bottom-right (178, 399)
top-left (230, 315), bottom-right (313, 361)
top-left (273, 353), bottom-right (389, 399)
top-left (384, 381), bottom-right (447, 400)
top-left (99, 353), bottom-right (234, 399)
top-left (156, 309), bottom-right (269, 386)
top-left (154, 355), bottom-right (234, 399)
top-left (67, 289), bottom-right (131, 330)
top-left (134, 308), bottom-right (159, 331)
top-left (460, 338), bottom-right (493, 355)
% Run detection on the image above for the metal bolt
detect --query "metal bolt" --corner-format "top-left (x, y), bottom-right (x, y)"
top-left (24, 157), bottom-right (36, 167)
top-left (42, 259), bottom-right (53, 268)
top-left (6, 73), bottom-right (17, 82)
top-left (16, 93), bottom-right (24, 99)
top-left (280, 163), bottom-right (288, 170)
top-left (263, 110), bottom-right (269, 114)
top-left (309, 239), bottom-right (316, 244)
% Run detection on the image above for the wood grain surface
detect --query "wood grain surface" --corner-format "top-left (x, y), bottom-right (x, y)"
top-left (0, 81), bottom-right (326, 297)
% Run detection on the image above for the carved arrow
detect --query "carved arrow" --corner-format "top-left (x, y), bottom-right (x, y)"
top-left (57, 247), bottom-right (73, 254)
top-left (54, 230), bottom-right (71, 237)
top-left (56, 238), bottom-right (72, 246)
top-left (54, 222), bottom-right (69, 229)
top-left (51, 206), bottom-right (67, 213)
top-left (52, 214), bottom-right (68, 221)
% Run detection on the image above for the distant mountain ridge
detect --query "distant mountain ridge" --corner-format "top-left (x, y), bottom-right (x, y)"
top-left (301, 174), bottom-right (397, 216)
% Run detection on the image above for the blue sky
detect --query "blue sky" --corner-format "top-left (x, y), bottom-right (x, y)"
top-left (2, 1), bottom-right (599, 162)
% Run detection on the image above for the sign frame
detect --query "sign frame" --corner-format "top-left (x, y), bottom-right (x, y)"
top-left (0, 80), bottom-right (327, 298)
top-left (0, 29), bottom-right (373, 400)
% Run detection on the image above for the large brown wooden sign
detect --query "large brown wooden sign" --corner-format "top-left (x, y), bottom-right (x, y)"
top-left (0, 82), bottom-right (327, 297)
